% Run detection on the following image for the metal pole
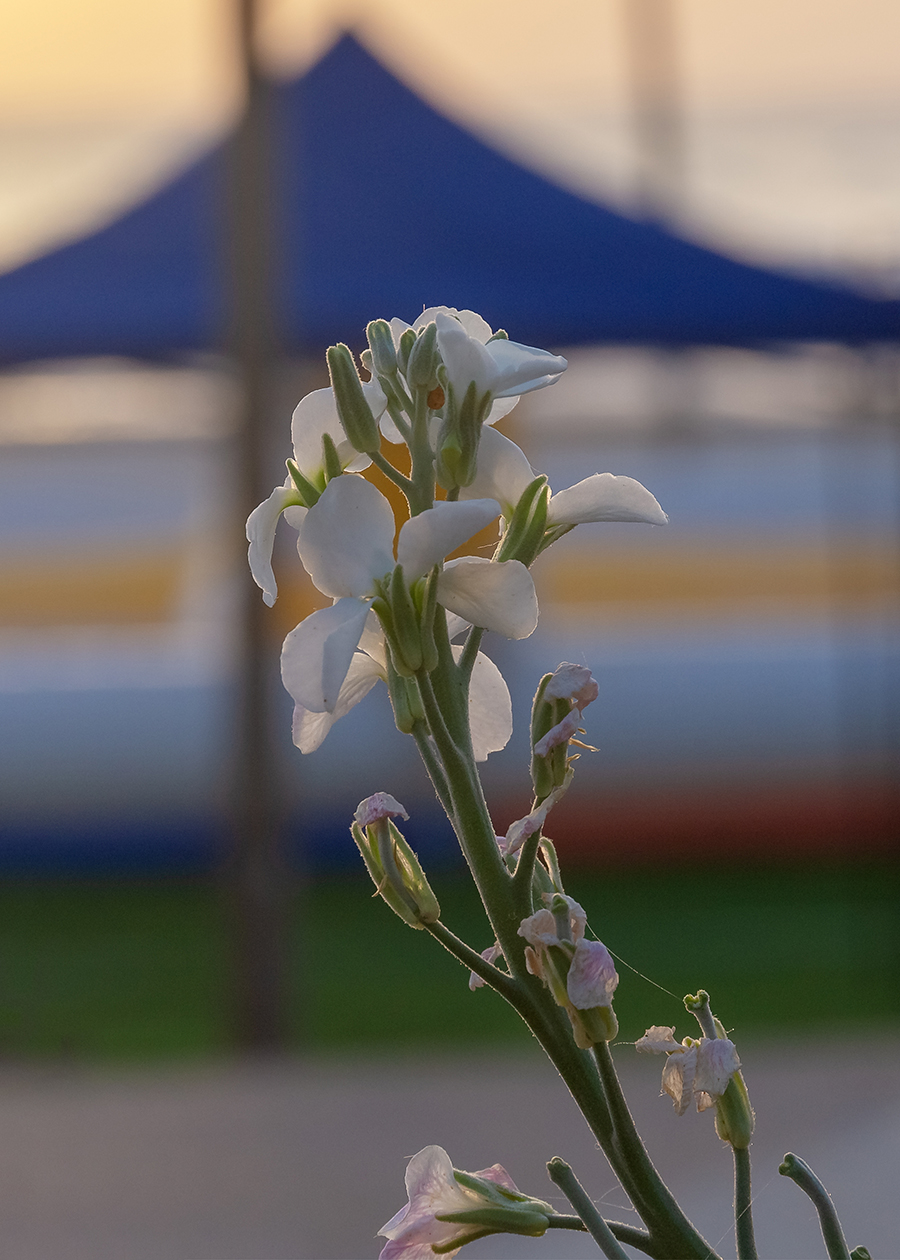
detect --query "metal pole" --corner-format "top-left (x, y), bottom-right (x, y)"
top-left (621, 0), bottom-right (686, 220)
top-left (224, 0), bottom-right (290, 1051)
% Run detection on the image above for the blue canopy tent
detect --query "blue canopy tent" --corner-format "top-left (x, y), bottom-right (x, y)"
top-left (0, 31), bottom-right (897, 364)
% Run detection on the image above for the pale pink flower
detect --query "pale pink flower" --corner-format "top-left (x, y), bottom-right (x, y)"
top-left (637, 1027), bottom-right (741, 1115)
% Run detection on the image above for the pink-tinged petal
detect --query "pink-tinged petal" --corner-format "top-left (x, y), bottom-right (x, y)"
top-left (533, 709), bottom-right (580, 757)
top-left (485, 338), bottom-right (567, 397)
top-left (291, 386), bottom-right (380, 477)
top-left (246, 479), bottom-right (302, 606)
top-left (461, 648), bottom-right (512, 760)
top-left (355, 792), bottom-right (409, 827)
top-left (473, 1164), bottom-right (520, 1193)
top-left (469, 942), bottom-right (502, 991)
top-left (636, 1026), bottom-right (682, 1054)
top-left (567, 939), bottom-right (619, 1010)
top-left (280, 597), bottom-right (370, 713)
top-left (503, 780), bottom-right (570, 856)
top-left (518, 908), bottom-right (559, 949)
top-left (694, 1038), bottom-right (741, 1108)
top-left (458, 427), bottom-right (535, 517)
top-left (662, 1046), bottom-right (698, 1116)
top-left (396, 499), bottom-right (500, 580)
top-left (290, 647), bottom-right (385, 751)
top-left (438, 558), bottom-right (538, 639)
top-left (298, 475), bottom-right (395, 599)
top-left (545, 663), bottom-right (599, 711)
top-left (550, 894), bottom-right (588, 942)
top-left (548, 473), bottom-right (667, 527)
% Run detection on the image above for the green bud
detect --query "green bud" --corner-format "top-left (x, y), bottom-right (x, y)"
top-left (351, 811), bottom-right (439, 928)
top-left (418, 567), bottom-right (440, 674)
top-left (286, 459), bottom-right (322, 507)
top-left (326, 343), bottom-right (380, 453)
top-left (406, 321), bottom-right (439, 389)
top-left (435, 1207), bottom-right (549, 1237)
top-left (321, 431), bottom-right (343, 482)
top-left (496, 477), bottom-right (550, 566)
top-left (529, 673), bottom-right (571, 800)
top-left (366, 319), bottom-right (398, 377)
top-left (397, 327), bottom-right (417, 376)
top-left (389, 564), bottom-right (423, 673)
top-left (573, 1003), bottom-right (619, 1046)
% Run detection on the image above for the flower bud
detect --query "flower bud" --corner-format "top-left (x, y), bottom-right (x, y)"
top-left (351, 795), bottom-right (440, 928)
top-left (396, 327), bottom-right (417, 376)
top-left (326, 343), bottom-right (381, 453)
top-left (366, 319), bottom-right (398, 378)
top-left (405, 321), bottom-right (440, 389)
top-left (495, 476), bottom-right (549, 567)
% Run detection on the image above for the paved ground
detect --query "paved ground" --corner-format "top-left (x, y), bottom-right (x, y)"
top-left (0, 1036), bottom-right (894, 1259)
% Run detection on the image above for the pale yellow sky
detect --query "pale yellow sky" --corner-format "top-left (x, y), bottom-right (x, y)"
top-left (0, 0), bottom-right (898, 123)
top-left (0, 1), bottom-right (898, 277)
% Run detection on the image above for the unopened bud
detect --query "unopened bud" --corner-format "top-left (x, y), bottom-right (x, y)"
top-left (326, 343), bottom-right (381, 453)
top-left (351, 795), bottom-right (440, 928)
top-left (406, 321), bottom-right (440, 389)
top-left (366, 319), bottom-right (398, 378)
top-left (397, 327), bottom-right (417, 376)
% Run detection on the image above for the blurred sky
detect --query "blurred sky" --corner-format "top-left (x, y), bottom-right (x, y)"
top-left (0, 0), bottom-right (899, 279)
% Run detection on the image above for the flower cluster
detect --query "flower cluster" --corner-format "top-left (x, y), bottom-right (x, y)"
top-left (636, 1025), bottom-right (742, 1115)
top-left (246, 306), bottom-right (666, 753)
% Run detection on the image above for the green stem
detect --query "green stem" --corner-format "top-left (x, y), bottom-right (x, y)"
top-left (410, 720), bottom-right (455, 821)
top-left (456, 625), bottom-right (483, 683)
top-left (779, 1153), bottom-right (851, 1260)
top-left (593, 1041), bottom-right (717, 1257)
top-left (546, 1158), bottom-right (629, 1259)
top-left (369, 449), bottom-right (415, 497)
top-left (407, 389), bottom-right (435, 515)
top-left (425, 919), bottom-right (518, 998)
top-left (733, 1146), bottom-right (758, 1259)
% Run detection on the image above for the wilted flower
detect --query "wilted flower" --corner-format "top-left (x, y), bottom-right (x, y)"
top-left (636, 1025), bottom-right (742, 1116)
top-left (379, 1145), bottom-right (551, 1260)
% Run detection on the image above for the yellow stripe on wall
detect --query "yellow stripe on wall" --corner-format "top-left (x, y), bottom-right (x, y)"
top-left (0, 549), bottom-right (183, 626)
top-left (537, 540), bottom-right (900, 617)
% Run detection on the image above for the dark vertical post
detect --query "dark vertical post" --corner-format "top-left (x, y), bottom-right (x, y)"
top-left (225, 0), bottom-right (290, 1051)
top-left (621, 0), bottom-right (686, 220)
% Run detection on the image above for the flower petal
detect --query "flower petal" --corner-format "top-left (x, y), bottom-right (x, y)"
top-left (451, 646), bottom-right (512, 760)
top-left (290, 648), bottom-right (384, 751)
top-left (548, 473), bottom-right (667, 526)
top-left (291, 385), bottom-right (381, 477)
top-left (416, 307), bottom-right (493, 343)
top-left (435, 312), bottom-right (495, 399)
top-left (438, 557), bottom-right (538, 639)
top-left (297, 475), bottom-right (395, 599)
top-left (246, 479), bottom-right (303, 606)
top-left (567, 939), bottom-right (619, 1010)
top-left (636, 1026), bottom-right (682, 1054)
top-left (484, 338), bottom-right (567, 397)
top-left (662, 1047), bottom-right (698, 1116)
top-left (694, 1038), bottom-right (741, 1107)
top-left (459, 427), bottom-right (535, 517)
top-left (397, 498), bottom-right (500, 580)
top-left (280, 597), bottom-right (370, 713)
top-left (484, 394), bottom-right (520, 426)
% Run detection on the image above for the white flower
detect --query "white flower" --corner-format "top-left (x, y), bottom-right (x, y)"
top-left (636, 1027), bottom-right (742, 1116)
top-left (435, 311), bottom-right (567, 406)
top-left (290, 610), bottom-right (514, 758)
top-left (246, 381), bottom-right (387, 606)
top-left (378, 1145), bottom-right (528, 1260)
top-left (280, 474), bottom-right (537, 720)
top-left (460, 425), bottom-right (667, 527)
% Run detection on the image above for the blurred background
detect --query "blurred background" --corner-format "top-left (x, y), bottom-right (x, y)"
top-left (0, 2), bottom-right (898, 1256)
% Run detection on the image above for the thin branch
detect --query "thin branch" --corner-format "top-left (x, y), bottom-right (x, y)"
top-left (779, 1154), bottom-right (851, 1260)
top-left (410, 721), bottom-right (455, 822)
top-left (456, 625), bottom-right (484, 684)
top-left (546, 1158), bottom-right (629, 1259)
top-left (369, 449), bottom-right (415, 496)
top-left (424, 919), bottom-right (519, 1000)
top-left (734, 1146), bottom-right (758, 1259)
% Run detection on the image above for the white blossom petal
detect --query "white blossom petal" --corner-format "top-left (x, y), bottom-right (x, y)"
top-left (416, 307), bottom-right (493, 343)
top-left (548, 473), bottom-right (667, 527)
top-left (291, 385), bottom-right (382, 476)
top-left (484, 338), bottom-right (567, 397)
top-left (459, 427), bottom-right (535, 517)
top-left (397, 498), bottom-right (500, 580)
top-left (290, 648), bottom-right (384, 752)
top-left (297, 475), bottom-right (395, 599)
top-left (246, 479), bottom-right (302, 606)
top-left (566, 939), bottom-right (619, 1010)
top-left (435, 312), bottom-right (495, 400)
top-left (484, 395), bottom-right (520, 426)
top-left (438, 557), bottom-right (538, 639)
top-left (452, 646), bottom-right (512, 760)
top-left (280, 597), bottom-right (370, 713)
top-left (662, 1047), bottom-right (698, 1116)
top-left (517, 909), bottom-right (559, 949)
